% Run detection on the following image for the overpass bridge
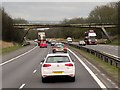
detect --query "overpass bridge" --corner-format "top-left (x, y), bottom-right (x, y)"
top-left (13, 23), bottom-right (116, 29)
top-left (13, 23), bottom-right (117, 42)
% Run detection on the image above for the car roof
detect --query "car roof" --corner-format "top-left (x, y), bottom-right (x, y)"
top-left (46, 53), bottom-right (69, 57)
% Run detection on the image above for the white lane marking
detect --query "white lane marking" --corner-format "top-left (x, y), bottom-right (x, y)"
top-left (33, 69), bottom-right (37, 73)
top-left (0, 46), bottom-right (38, 66)
top-left (106, 78), bottom-right (112, 82)
top-left (101, 73), bottom-right (105, 76)
top-left (84, 58), bottom-right (101, 73)
top-left (19, 83), bottom-right (25, 89)
top-left (68, 49), bottom-right (106, 88)
top-left (102, 52), bottom-right (119, 59)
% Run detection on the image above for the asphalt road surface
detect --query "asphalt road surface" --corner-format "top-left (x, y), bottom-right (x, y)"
top-left (1, 43), bottom-right (119, 89)
top-left (72, 42), bottom-right (119, 58)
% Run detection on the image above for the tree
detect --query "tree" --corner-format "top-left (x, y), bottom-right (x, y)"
top-left (87, 3), bottom-right (117, 23)
top-left (2, 8), bottom-right (13, 41)
top-left (13, 18), bottom-right (28, 24)
top-left (2, 8), bottom-right (28, 42)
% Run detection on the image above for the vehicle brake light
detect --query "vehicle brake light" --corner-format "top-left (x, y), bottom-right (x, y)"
top-left (64, 46), bottom-right (67, 50)
top-left (65, 63), bottom-right (73, 66)
top-left (64, 48), bottom-right (67, 50)
top-left (43, 64), bottom-right (51, 67)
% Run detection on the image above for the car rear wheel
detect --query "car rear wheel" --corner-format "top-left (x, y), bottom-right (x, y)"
top-left (53, 50), bottom-right (56, 53)
top-left (42, 77), bottom-right (47, 83)
top-left (70, 76), bottom-right (75, 82)
top-left (64, 50), bottom-right (67, 53)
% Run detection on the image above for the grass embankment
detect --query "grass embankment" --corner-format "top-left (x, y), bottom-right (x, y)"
top-left (1, 41), bottom-right (22, 55)
top-left (69, 46), bottom-right (119, 84)
top-left (106, 36), bottom-right (120, 46)
top-left (109, 40), bottom-right (120, 46)
top-left (2, 45), bottom-right (22, 55)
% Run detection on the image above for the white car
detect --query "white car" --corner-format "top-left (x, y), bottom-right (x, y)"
top-left (67, 37), bottom-right (72, 43)
top-left (41, 53), bottom-right (75, 82)
top-left (51, 40), bottom-right (56, 46)
top-left (34, 39), bottom-right (38, 42)
top-left (79, 40), bottom-right (86, 46)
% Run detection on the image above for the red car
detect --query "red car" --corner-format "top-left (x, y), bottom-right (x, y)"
top-left (39, 41), bottom-right (47, 48)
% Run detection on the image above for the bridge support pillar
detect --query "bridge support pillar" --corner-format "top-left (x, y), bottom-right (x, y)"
top-left (101, 27), bottom-right (111, 43)
top-left (21, 28), bottom-right (31, 42)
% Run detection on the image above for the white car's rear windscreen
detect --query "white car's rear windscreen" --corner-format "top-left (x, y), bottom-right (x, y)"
top-left (46, 56), bottom-right (70, 63)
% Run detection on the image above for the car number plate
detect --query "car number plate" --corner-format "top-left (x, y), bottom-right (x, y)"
top-left (58, 48), bottom-right (63, 51)
top-left (52, 71), bottom-right (63, 74)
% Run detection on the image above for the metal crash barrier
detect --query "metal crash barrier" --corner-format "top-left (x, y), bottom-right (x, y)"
top-left (63, 42), bottom-right (120, 68)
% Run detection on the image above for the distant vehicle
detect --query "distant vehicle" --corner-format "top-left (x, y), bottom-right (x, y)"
top-left (47, 39), bottom-right (52, 44)
top-left (67, 37), bottom-right (72, 43)
top-left (38, 31), bottom-right (46, 46)
top-left (84, 30), bottom-right (97, 45)
top-left (39, 40), bottom-right (47, 48)
top-left (79, 41), bottom-right (86, 46)
top-left (38, 32), bottom-right (46, 41)
top-left (41, 53), bottom-right (75, 82)
top-left (34, 39), bottom-right (38, 42)
top-left (52, 43), bottom-right (67, 53)
top-left (51, 40), bottom-right (56, 46)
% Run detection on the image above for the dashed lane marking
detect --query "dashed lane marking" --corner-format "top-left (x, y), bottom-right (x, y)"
top-left (19, 83), bottom-right (25, 89)
top-left (33, 69), bottom-right (37, 73)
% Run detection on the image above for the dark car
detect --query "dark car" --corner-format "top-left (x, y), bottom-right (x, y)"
top-left (51, 40), bottom-right (56, 46)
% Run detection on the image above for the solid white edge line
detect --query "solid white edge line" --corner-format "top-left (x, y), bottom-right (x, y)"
top-left (19, 83), bottom-right (26, 89)
top-left (102, 52), bottom-right (119, 59)
top-left (0, 46), bottom-right (38, 66)
top-left (68, 48), bottom-right (107, 89)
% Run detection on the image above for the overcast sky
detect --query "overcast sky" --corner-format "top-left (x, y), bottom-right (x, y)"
top-left (2, 2), bottom-right (116, 21)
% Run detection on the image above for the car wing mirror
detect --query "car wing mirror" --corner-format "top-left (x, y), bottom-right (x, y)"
top-left (72, 59), bottom-right (75, 62)
top-left (40, 59), bottom-right (45, 65)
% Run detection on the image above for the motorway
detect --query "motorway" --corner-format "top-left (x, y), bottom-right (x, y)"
top-left (72, 42), bottom-right (119, 58)
top-left (1, 42), bottom-right (119, 89)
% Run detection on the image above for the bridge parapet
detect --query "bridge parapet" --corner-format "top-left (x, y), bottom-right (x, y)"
top-left (13, 23), bottom-right (117, 42)
top-left (13, 23), bottom-right (117, 29)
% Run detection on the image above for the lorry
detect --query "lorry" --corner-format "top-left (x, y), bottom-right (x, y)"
top-left (38, 31), bottom-right (47, 48)
top-left (84, 30), bottom-right (97, 45)
top-left (38, 32), bottom-right (46, 41)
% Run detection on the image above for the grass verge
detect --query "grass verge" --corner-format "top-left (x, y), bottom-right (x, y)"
top-left (2, 45), bottom-right (22, 55)
top-left (69, 46), bottom-right (119, 84)
top-left (109, 40), bottom-right (120, 46)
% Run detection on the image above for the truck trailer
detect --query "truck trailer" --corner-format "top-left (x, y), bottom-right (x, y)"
top-left (38, 31), bottom-right (47, 48)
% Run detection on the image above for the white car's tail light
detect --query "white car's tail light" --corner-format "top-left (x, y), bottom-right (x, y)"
top-left (65, 63), bottom-right (73, 66)
top-left (43, 64), bottom-right (51, 67)
top-left (69, 74), bottom-right (74, 77)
